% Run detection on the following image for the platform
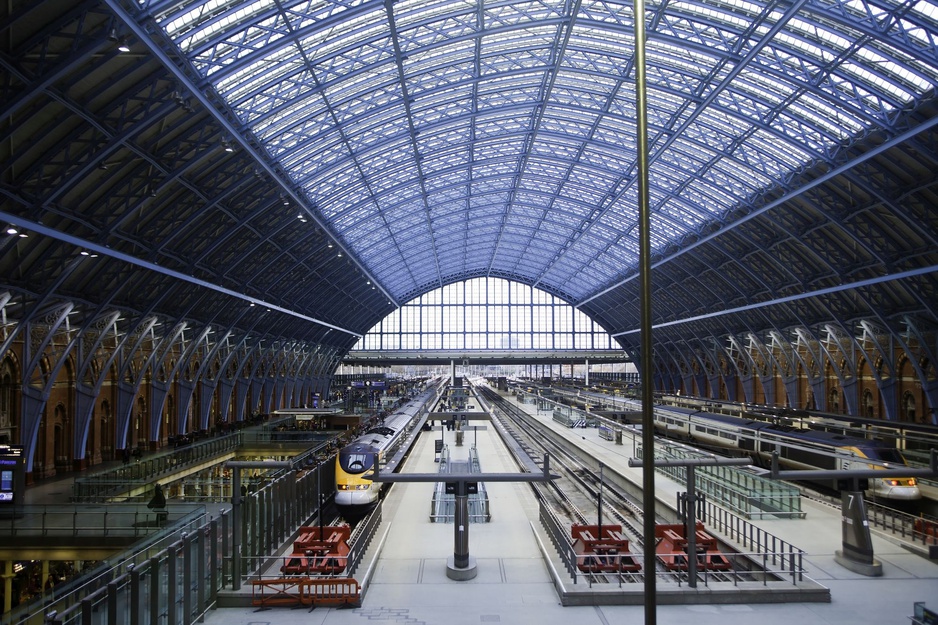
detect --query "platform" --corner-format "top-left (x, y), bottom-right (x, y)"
top-left (198, 389), bottom-right (938, 625)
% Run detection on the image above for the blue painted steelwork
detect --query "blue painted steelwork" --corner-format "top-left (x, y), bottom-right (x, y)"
top-left (133, 0), bottom-right (938, 308)
top-left (0, 0), bottom-right (936, 432)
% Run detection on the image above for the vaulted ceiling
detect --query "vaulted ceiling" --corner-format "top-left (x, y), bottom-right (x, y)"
top-left (1, 0), bottom-right (937, 367)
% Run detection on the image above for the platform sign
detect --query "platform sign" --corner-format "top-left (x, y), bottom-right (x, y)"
top-left (444, 482), bottom-right (478, 495)
top-left (841, 490), bottom-right (874, 564)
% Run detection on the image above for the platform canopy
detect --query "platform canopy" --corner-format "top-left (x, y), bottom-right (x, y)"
top-left (1, 0), bottom-right (937, 363)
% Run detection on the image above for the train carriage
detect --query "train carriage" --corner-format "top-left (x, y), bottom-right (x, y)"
top-left (651, 406), bottom-right (920, 501)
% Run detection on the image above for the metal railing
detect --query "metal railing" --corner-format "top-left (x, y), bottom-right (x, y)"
top-left (7, 507), bottom-right (221, 625)
top-left (866, 500), bottom-right (938, 554)
top-left (0, 503), bottom-right (204, 539)
top-left (9, 384), bottom-right (441, 625)
top-left (429, 447), bottom-right (490, 523)
top-left (701, 499), bottom-right (804, 583)
top-left (537, 499), bottom-right (807, 588)
top-left (71, 436), bottom-right (242, 502)
top-left (641, 440), bottom-right (805, 519)
top-left (538, 500), bottom-right (579, 583)
top-left (347, 502), bottom-right (384, 577)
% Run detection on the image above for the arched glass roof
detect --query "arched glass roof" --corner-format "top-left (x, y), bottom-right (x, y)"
top-left (140, 0), bottom-right (938, 306)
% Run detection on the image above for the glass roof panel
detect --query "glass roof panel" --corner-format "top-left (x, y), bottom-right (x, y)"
top-left (143, 0), bottom-right (938, 304)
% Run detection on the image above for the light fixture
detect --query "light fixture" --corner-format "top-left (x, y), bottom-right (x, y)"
top-left (80, 250), bottom-right (98, 258)
top-left (327, 241), bottom-right (333, 248)
top-left (172, 90), bottom-right (193, 112)
top-left (222, 140), bottom-right (233, 153)
top-left (108, 28), bottom-right (130, 52)
top-left (337, 252), bottom-right (343, 257)
top-left (6, 226), bottom-right (18, 235)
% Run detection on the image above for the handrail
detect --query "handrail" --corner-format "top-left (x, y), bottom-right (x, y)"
top-left (702, 499), bottom-right (805, 583)
top-left (538, 499), bottom-right (578, 584)
top-left (71, 435), bottom-right (242, 502)
top-left (866, 499), bottom-right (938, 550)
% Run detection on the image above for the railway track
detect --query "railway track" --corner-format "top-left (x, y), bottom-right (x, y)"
top-left (477, 384), bottom-right (773, 587)
top-left (336, 384), bottom-right (771, 587)
top-left (477, 385), bottom-right (660, 584)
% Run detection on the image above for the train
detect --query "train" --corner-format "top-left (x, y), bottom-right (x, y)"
top-left (652, 406), bottom-right (921, 501)
top-left (334, 380), bottom-right (441, 519)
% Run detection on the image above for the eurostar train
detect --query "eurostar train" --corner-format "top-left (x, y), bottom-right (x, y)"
top-left (653, 406), bottom-right (921, 500)
top-left (335, 385), bottom-right (438, 519)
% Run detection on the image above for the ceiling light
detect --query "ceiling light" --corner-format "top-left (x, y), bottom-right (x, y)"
top-left (327, 241), bottom-right (333, 248)
top-left (222, 141), bottom-right (233, 153)
top-left (118, 40), bottom-right (130, 53)
top-left (6, 227), bottom-right (18, 235)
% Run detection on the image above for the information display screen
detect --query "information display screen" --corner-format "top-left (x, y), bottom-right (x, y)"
top-left (0, 469), bottom-right (12, 502)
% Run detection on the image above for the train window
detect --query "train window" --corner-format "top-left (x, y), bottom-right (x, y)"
top-left (339, 451), bottom-right (375, 474)
top-left (870, 447), bottom-right (905, 464)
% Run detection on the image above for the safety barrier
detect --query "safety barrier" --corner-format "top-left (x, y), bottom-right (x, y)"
top-left (251, 576), bottom-right (361, 608)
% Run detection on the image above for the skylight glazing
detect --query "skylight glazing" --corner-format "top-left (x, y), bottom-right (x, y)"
top-left (145, 0), bottom-right (938, 305)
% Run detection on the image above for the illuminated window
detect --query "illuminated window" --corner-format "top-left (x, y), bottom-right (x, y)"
top-left (350, 277), bottom-right (620, 353)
